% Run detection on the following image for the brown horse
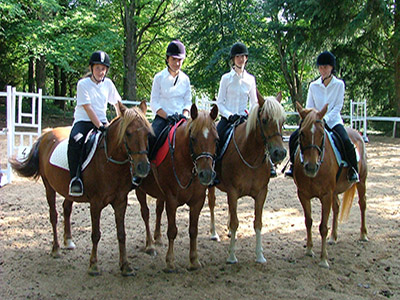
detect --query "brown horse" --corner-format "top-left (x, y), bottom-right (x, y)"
top-left (293, 102), bottom-right (368, 268)
top-left (10, 101), bottom-right (152, 276)
top-left (136, 104), bottom-right (218, 272)
top-left (208, 92), bottom-right (286, 264)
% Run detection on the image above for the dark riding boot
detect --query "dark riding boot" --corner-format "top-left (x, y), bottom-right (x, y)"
top-left (270, 159), bottom-right (277, 178)
top-left (68, 144), bottom-right (84, 197)
top-left (130, 176), bottom-right (142, 190)
top-left (285, 164), bottom-right (294, 178)
top-left (347, 145), bottom-right (359, 184)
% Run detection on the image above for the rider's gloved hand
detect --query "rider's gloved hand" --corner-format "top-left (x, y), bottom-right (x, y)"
top-left (228, 114), bottom-right (240, 123)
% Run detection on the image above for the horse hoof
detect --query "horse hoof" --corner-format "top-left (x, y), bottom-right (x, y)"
top-left (319, 260), bottom-right (330, 269)
top-left (328, 238), bottom-right (337, 245)
top-left (210, 233), bottom-right (220, 242)
top-left (64, 239), bottom-right (76, 250)
top-left (359, 235), bottom-right (369, 242)
top-left (226, 255), bottom-right (238, 264)
top-left (50, 249), bottom-right (61, 258)
top-left (188, 260), bottom-right (202, 271)
top-left (163, 267), bottom-right (177, 273)
top-left (145, 247), bottom-right (157, 257)
top-left (121, 264), bottom-right (136, 277)
top-left (305, 249), bottom-right (315, 257)
top-left (256, 255), bottom-right (267, 264)
top-left (88, 265), bottom-right (101, 276)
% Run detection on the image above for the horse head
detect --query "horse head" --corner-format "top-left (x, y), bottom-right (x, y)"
top-left (247, 91), bottom-right (286, 164)
top-left (185, 103), bottom-right (219, 186)
top-left (113, 101), bottom-right (152, 178)
top-left (296, 101), bottom-right (328, 178)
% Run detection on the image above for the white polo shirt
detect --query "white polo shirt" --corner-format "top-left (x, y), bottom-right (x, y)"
top-left (306, 75), bottom-right (345, 128)
top-left (150, 68), bottom-right (192, 116)
top-left (217, 68), bottom-right (257, 119)
top-left (73, 77), bottom-right (121, 124)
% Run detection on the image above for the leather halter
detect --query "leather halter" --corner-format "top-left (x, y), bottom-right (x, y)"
top-left (232, 109), bottom-right (282, 169)
top-left (298, 119), bottom-right (326, 166)
top-left (169, 121), bottom-right (216, 190)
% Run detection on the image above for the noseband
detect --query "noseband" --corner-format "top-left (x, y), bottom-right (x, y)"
top-left (233, 109), bottom-right (282, 169)
top-left (299, 119), bottom-right (326, 166)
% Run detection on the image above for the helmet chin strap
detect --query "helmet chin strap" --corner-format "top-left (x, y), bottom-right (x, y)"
top-left (322, 73), bottom-right (332, 84)
top-left (90, 65), bottom-right (107, 83)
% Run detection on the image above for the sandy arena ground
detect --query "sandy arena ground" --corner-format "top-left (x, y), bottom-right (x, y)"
top-left (0, 130), bottom-right (399, 300)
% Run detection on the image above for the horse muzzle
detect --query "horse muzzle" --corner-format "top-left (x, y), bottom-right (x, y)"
top-left (198, 169), bottom-right (216, 186)
top-left (269, 146), bottom-right (287, 164)
top-left (134, 160), bottom-right (151, 178)
top-left (303, 162), bottom-right (320, 178)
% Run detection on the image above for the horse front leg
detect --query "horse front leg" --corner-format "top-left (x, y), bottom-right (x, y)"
top-left (164, 200), bottom-right (178, 272)
top-left (298, 191), bottom-right (314, 258)
top-left (44, 180), bottom-right (60, 258)
top-left (188, 197), bottom-right (205, 270)
top-left (88, 204), bottom-right (102, 276)
top-left (227, 193), bottom-right (239, 264)
top-left (136, 189), bottom-right (156, 256)
top-left (154, 198), bottom-right (165, 245)
top-left (254, 190), bottom-right (268, 263)
top-left (207, 187), bottom-right (220, 241)
top-left (63, 199), bottom-right (76, 250)
top-left (112, 197), bottom-right (134, 276)
top-left (329, 194), bottom-right (340, 244)
top-left (319, 193), bottom-right (332, 268)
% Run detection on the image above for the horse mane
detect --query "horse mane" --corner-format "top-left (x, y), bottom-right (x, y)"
top-left (185, 110), bottom-right (215, 137)
top-left (246, 96), bottom-right (286, 138)
top-left (299, 108), bottom-right (319, 133)
top-left (114, 107), bottom-right (152, 146)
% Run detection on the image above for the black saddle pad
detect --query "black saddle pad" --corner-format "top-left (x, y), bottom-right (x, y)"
top-left (329, 129), bottom-right (346, 160)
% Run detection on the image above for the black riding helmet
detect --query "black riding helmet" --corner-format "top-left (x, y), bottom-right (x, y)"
top-left (89, 51), bottom-right (111, 68)
top-left (230, 42), bottom-right (249, 59)
top-left (316, 51), bottom-right (336, 73)
top-left (166, 40), bottom-right (186, 59)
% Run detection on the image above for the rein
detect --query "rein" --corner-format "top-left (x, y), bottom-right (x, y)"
top-left (232, 110), bottom-right (282, 169)
top-left (168, 120), bottom-right (216, 190)
top-left (298, 119), bottom-right (326, 166)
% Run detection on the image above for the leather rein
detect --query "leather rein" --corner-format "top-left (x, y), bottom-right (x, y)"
top-left (298, 119), bottom-right (326, 166)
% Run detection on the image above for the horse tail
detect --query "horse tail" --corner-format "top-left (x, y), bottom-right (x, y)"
top-left (9, 136), bottom-right (42, 180)
top-left (340, 184), bottom-right (357, 222)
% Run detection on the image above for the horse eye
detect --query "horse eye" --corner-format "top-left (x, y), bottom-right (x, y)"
top-left (126, 131), bottom-right (132, 137)
top-left (190, 137), bottom-right (196, 144)
top-left (262, 119), bottom-right (267, 125)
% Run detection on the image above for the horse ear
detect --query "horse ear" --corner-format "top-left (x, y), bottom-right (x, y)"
top-left (256, 88), bottom-right (265, 107)
top-left (118, 101), bottom-right (126, 116)
top-left (318, 103), bottom-right (329, 119)
top-left (190, 103), bottom-right (198, 120)
top-left (296, 101), bottom-right (306, 119)
top-left (139, 100), bottom-right (147, 115)
top-left (276, 91), bottom-right (282, 103)
top-left (210, 104), bottom-right (218, 121)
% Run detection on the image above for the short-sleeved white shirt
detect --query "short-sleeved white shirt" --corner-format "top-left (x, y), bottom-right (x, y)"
top-left (150, 68), bottom-right (192, 116)
top-left (73, 77), bottom-right (121, 124)
top-left (217, 68), bottom-right (257, 119)
top-left (306, 75), bottom-right (345, 128)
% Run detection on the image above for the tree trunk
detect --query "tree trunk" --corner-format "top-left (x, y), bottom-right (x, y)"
top-left (122, 0), bottom-right (138, 101)
top-left (28, 56), bottom-right (35, 93)
top-left (395, 0), bottom-right (400, 137)
top-left (54, 65), bottom-right (60, 96)
top-left (35, 54), bottom-right (46, 94)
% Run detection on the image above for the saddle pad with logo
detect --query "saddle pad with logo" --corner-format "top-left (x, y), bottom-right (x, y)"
top-left (49, 132), bottom-right (101, 171)
top-left (152, 119), bottom-right (185, 167)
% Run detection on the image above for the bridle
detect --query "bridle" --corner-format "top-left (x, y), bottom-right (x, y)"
top-left (169, 120), bottom-right (216, 190)
top-left (102, 126), bottom-right (149, 179)
top-left (232, 109), bottom-right (282, 169)
top-left (298, 119), bottom-right (326, 166)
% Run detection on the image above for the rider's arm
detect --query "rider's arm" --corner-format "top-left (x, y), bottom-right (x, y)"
top-left (82, 104), bottom-right (104, 128)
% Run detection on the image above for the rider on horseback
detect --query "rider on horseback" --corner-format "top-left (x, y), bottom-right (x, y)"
top-left (285, 51), bottom-right (360, 183)
top-left (67, 51), bottom-right (122, 196)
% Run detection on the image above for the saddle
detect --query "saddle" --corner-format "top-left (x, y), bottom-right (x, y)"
top-left (217, 117), bottom-right (247, 161)
top-left (326, 129), bottom-right (349, 167)
top-left (151, 119), bottom-right (186, 167)
top-left (49, 130), bottom-right (101, 171)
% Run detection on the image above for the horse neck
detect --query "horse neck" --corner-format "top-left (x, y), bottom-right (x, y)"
top-left (101, 120), bottom-right (126, 160)
top-left (173, 125), bottom-right (192, 166)
top-left (236, 122), bottom-right (265, 157)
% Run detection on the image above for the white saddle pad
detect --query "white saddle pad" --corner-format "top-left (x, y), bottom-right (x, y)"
top-left (49, 133), bottom-right (100, 171)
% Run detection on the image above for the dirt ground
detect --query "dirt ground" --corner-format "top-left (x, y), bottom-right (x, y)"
top-left (0, 131), bottom-right (399, 300)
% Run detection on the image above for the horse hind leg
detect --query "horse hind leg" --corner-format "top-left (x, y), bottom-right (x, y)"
top-left (329, 194), bottom-right (340, 245)
top-left (44, 180), bottom-right (61, 258)
top-left (357, 181), bottom-right (368, 242)
top-left (88, 204), bottom-right (102, 276)
top-left (136, 189), bottom-right (156, 256)
top-left (208, 187), bottom-right (220, 242)
top-left (63, 199), bottom-right (76, 250)
top-left (227, 194), bottom-right (239, 264)
top-left (154, 198), bottom-right (165, 245)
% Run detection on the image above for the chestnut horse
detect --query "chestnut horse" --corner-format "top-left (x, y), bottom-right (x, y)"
top-left (208, 92), bottom-right (286, 264)
top-left (10, 101), bottom-right (152, 276)
top-left (136, 104), bottom-right (218, 272)
top-left (293, 102), bottom-right (368, 268)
